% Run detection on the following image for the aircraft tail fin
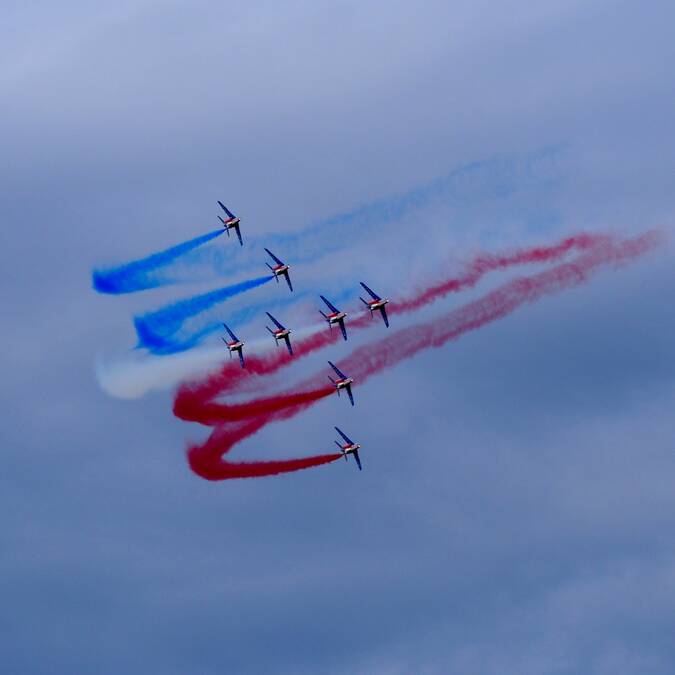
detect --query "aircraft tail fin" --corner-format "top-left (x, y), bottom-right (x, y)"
top-left (360, 297), bottom-right (374, 316)
top-left (335, 441), bottom-right (347, 461)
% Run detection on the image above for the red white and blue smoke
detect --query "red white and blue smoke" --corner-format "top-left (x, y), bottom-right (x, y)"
top-left (93, 190), bottom-right (664, 481)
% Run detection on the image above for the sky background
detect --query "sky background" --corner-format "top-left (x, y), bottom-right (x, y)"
top-left (2, 1), bottom-right (675, 673)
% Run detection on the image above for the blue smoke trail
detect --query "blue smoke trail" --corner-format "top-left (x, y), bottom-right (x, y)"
top-left (93, 229), bottom-right (225, 294)
top-left (134, 275), bottom-right (273, 354)
top-left (135, 285), bottom-right (355, 355)
top-left (180, 149), bottom-right (563, 278)
top-left (93, 149), bottom-right (563, 294)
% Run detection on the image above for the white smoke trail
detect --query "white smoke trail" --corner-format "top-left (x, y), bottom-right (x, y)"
top-left (95, 323), bottom-right (330, 399)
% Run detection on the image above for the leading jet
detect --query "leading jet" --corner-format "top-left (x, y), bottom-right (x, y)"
top-left (319, 295), bottom-right (347, 341)
top-left (360, 282), bottom-right (389, 327)
top-left (265, 312), bottom-right (293, 355)
top-left (217, 201), bottom-right (243, 245)
top-left (327, 361), bottom-right (354, 406)
top-left (334, 427), bottom-right (362, 470)
top-left (221, 323), bottom-right (245, 368)
top-left (264, 248), bottom-right (293, 291)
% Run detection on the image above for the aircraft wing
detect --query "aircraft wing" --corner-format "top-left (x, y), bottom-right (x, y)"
top-left (338, 318), bottom-right (347, 341)
top-left (328, 360), bottom-right (347, 379)
top-left (282, 271), bottom-right (293, 292)
top-left (234, 223), bottom-right (243, 246)
top-left (282, 334), bottom-right (293, 355)
top-left (266, 312), bottom-right (285, 330)
top-left (335, 426), bottom-right (354, 445)
top-left (238, 350), bottom-right (245, 368)
top-left (345, 383), bottom-right (354, 407)
top-left (360, 281), bottom-right (381, 300)
top-left (379, 306), bottom-right (389, 328)
top-left (223, 322), bottom-right (238, 342)
top-left (320, 295), bottom-right (339, 313)
top-left (218, 201), bottom-right (235, 219)
top-left (264, 248), bottom-right (284, 266)
top-left (352, 448), bottom-right (362, 471)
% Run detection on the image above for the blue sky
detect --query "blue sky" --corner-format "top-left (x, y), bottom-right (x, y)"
top-left (2, 2), bottom-right (675, 673)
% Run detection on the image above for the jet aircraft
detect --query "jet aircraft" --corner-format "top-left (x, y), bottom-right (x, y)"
top-left (265, 312), bottom-right (293, 355)
top-left (334, 427), bottom-right (362, 470)
top-left (221, 323), bottom-right (245, 368)
top-left (264, 248), bottom-right (293, 291)
top-left (217, 201), bottom-right (243, 246)
top-left (360, 282), bottom-right (389, 327)
top-left (319, 295), bottom-right (347, 340)
top-left (327, 361), bottom-right (354, 406)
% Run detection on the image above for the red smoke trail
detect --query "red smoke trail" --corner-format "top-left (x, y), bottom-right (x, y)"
top-left (178, 232), bottom-right (612, 405)
top-left (188, 419), bottom-right (342, 480)
top-left (186, 387), bottom-right (342, 480)
top-left (392, 232), bottom-right (610, 313)
top-left (182, 230), bottom-right (661, 479)
top-left (339, 231), bottom-right (660, 383)
top-left (175, 384), bottom-right (333, 426)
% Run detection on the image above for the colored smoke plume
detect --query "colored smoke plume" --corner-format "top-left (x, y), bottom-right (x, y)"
top-left (182, 230), bottom-right (661, 479)
top-left (93, 229), bottom-right (224, 294)
top-left (187, 397), bottom-right (341, 480)
top-left (134, 275), bottom-right (273, 354)
top-left (177, 231), bottom-right (622, 405)
top-left (92, 150), bottom-right (559, 294)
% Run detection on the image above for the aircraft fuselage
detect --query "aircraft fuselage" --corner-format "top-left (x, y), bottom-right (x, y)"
top-left (341, 443), bottom-right (361, 455)
top-left (273, 329), bottom-right (291, 339)
top-left (327, 311), bottom-right (347, 324)
top-left (368, 298), bottom-right (388, 311)
top-left (272, 264), bottom-right (290, 276)
top-left (335, 377), bottom-right (353, 390)
top-left (226, 341), bottom-right (244, 352)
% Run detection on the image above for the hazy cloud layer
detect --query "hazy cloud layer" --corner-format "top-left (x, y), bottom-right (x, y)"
top-left (2, 2), bottom-right (675, 674)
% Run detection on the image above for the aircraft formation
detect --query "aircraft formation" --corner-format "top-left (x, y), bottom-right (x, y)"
top-left (93, 192), bottom-right (659, 482)
top-left (216, 200), bottom-right (391, 471)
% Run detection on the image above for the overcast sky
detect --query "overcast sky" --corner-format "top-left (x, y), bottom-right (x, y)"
top-left (2, 2), bottom-right (675, 673)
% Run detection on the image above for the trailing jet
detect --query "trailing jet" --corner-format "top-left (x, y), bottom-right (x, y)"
top-left (264, 248), bottom-right (293, 291)
top-left (327, 361), bottom-right (354, 406)
top-left (221, 323), bottom-right (245, 368)
top-left (360, 282), bottom-right (389, 327)
top-left (334, 427), bottom-right (362, 470)
top-left (319, 295), bottom-right (347, 341)
top-left (217, 201), bottom-right (243, 246)
top-left (265, 312), bottom-right (293, 355)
